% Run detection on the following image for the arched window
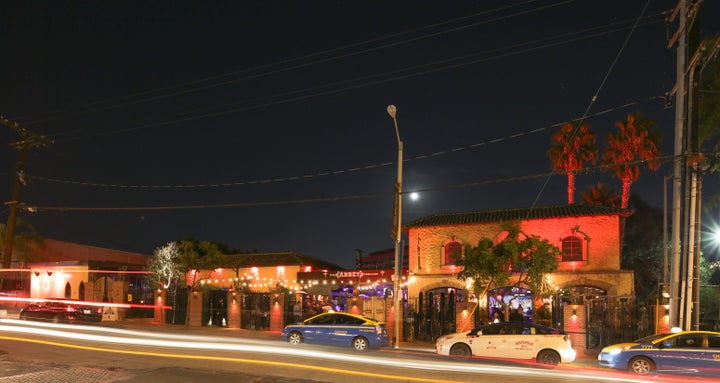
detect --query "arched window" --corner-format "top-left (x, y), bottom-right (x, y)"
top-left (561, 236), bottom-right (583, 262)
top-left (444, 241), bottom-right (463, 266)
top-left (79, 281), bottom-right (85, 301)
top-left (64, 282), bottom-right (72, 299)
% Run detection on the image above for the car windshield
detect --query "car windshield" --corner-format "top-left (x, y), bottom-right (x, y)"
top-left (634, 333), bottom-right (670, 343)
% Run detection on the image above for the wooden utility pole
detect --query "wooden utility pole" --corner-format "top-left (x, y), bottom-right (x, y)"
top-left (0, 116), bottom-right (52, 276)
top-left (668, 0), bottom-right (687, 331)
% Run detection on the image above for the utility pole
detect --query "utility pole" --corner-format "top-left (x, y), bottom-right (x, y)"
top-left (0, 116), bottom-right (52, 278)
top-left (667, 0), bottom-right (717, 330)
top-left (668, 0), bottom-right (687, 331)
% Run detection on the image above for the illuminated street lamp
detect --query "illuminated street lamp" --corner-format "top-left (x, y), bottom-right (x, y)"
top-left (387, 104), bottom-right (402, 349)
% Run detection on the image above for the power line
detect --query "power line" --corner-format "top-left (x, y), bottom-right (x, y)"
top-left (19, 0), bottom-right (561, 127)
top-left (21, 154), bottom-right (680, 212)
top-left (27, 96), bottom-right (661, 189)
top-left (47, 12), bottom-right (669, 143)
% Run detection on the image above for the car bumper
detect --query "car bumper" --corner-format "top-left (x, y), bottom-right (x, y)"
top-left (560, 347), bottom-right (577, 363)
top-left (597, 352), bottom-right (622, 369)
top-left (435, 342), bottom-right (450, 355)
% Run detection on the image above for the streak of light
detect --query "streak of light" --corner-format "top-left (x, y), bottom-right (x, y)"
top-left (0, 320), bottom-right (669, 383)
top-left (0, 297), bottom-right (170, 310)
top-left (0, 268), bottom-right (153, 274)
top-left (0, 334), bottom-right (460, 383)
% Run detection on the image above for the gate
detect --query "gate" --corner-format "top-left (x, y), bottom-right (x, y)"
top-left (410, 289), bottom-right (457, 342)
top-left (165, 287), bottom-right (188, 325)
top-left (204, 290), bottom-right (228, 327)
top-left (240, 293), bottom-right (270, 330)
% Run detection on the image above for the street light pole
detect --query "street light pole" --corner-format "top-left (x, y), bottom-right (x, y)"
top-left (387, 104), bottom-right (403, 349)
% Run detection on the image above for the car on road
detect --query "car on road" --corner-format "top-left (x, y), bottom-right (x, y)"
top-left (435, 322), bottom-right (576, 365)
top-left (281, 312), bottom-right (389, 351)
top-left (598, 330), bottom-right (720, 376)
top-left (18, 298), bottom-right (103, 323)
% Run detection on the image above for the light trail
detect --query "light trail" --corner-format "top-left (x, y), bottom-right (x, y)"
top-left (0, 296), bottom-right (170, 310)
top-left (0, 320), bottom-right (670, 383)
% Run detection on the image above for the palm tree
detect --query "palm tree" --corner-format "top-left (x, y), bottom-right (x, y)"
top-left (0, 217), bottom-right (44, 290)
top-left (547, 121), bottom-right (598, 204)
top-left (0, 218), bottom-right (44, 266)
top-left (581, 182), bottom-right (621, 208)
top-left (601, 113), bottom-right (662, 209)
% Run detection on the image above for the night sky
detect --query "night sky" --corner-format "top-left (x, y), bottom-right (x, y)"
top-left (1, 1), bottom-right (719, 269)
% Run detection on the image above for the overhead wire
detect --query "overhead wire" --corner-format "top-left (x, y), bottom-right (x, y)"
top-left (19, 0), bottom-right (558, 127)
top-left (528, 0), bottom-right (654, 213)
top-left (27, 96), bottom-right (663, 189)
top-left (22, 154), bottom-right (682, 212)
top-left (48, 11), bottom-right (670, 143)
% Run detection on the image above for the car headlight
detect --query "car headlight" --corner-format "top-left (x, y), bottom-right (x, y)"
top-left (609, 346), bottom-right (629, 355)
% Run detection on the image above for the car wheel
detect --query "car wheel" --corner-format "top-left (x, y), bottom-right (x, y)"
top-left (287, 331), bottom-right (303, 345)
top-left (536, 350), bottom-right (560, 365)
top-left (628, 356), bottom-right (654, 374)
top-left (352, 336), bottom-right (369, 351)
top-left (449, 343), bottom-right (472, 358)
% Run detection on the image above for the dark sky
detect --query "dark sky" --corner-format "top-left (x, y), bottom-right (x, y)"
top-left (1, 1), bottom-right (719, 269)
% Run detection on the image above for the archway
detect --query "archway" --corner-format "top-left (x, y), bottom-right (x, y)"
top-left (488, 286), bottom-right (533, 323)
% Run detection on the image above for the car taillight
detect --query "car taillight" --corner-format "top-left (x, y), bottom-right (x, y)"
top-left (65, 306), bottom-right (77, 312)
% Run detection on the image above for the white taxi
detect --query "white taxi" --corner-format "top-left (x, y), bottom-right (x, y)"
top-left (435, 322), bottom-right (576, 365)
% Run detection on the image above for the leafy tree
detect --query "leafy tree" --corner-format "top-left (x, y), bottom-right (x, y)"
top-left (698, 38), bottom-right (720, 149)
top-left (453, 221), bottom-right (559, 309)
top-left (146, 241), bottom-right (181, 289)
top-left (622, 194), bottom-right (664, 303)
top-left (601, 113), bottom-right (662, 208)
top-left (547, 121), bottom-right (598, 204)
top-left (580, 182), bottom-right (621, 208)
top-left (175, 238), bottom-right (226, 291)
top-left (171, 238), bottom-right (225, 325)
top-left (0, 218), bottom-right (44, 289)
top-left (0, 218), bottom-right (44, 266)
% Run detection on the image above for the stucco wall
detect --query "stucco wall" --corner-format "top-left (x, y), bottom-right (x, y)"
top-left (406, 213), bottom-right (632, 301)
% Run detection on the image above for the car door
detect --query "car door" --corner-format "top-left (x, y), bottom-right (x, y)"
top-left (655, 333), bottom-right (706, 373)
top-left (331, 314), bottom-right (363, 346)
top-left (502, 323), bottom-right (543, 360)
top-left (302, 314), bottom-right (334, 343)
top-left (471, 323), bottom-right (508, 358)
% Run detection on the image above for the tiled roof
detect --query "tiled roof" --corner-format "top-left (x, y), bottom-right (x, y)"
top-left (404, 204), bottom-right (633, 228)
top-left (225, 252), bottom-right (343, 270)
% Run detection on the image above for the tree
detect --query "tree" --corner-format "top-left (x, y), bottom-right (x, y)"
top-left (580, 182), bottom-right (621, 208)
top-left (0, 218), bottom-right (44, 265)
top-left (453, 221), bottom-right (559, 313)
top-left (622, 194), bottom-right (663, 303)
top-left (147, 242), bottom-right (181, 289)
top-left (173, 238), bottom-right (226, 325)
top-left (0, 218), bottom-right (44, 290)
top-left (601, 113), bottom-right (662, 209)
top-left (698, 38), bottom-right (720, 149)
top-left (175, 238), bottom-right (225, 289)
top-left (547, 121), bottom-right (598, 204)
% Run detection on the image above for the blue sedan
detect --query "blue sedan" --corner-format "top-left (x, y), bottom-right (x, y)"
top-left (281, 312), bottom-right (389, 351)
top-left (598, 330), bottom-right (720, 376)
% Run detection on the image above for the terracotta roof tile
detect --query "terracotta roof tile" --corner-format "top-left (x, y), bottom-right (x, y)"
top-left (404, 204), bottom-right (633, 228)
top-left (225, 252), bottom-right (343, 270)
